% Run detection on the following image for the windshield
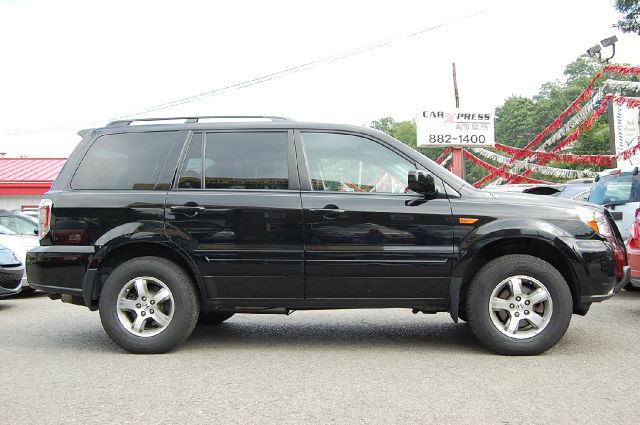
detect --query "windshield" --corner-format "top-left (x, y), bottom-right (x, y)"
top-left (0, 224), bottom-right (17, 235)
top-left (588, 172), bottom-right (640, 205)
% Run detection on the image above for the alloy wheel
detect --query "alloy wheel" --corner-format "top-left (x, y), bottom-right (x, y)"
top-left (488, 275), bottom-right (553, 339)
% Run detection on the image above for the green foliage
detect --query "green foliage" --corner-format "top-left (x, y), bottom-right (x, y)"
top-left (614, 0), bottom-right (640, 35)
top-left (495, 96), bottom-right (536, 148)
top-left (370, 117), bottom-right (444, 161)
top-left (496, 56), bottom-right (610, 157)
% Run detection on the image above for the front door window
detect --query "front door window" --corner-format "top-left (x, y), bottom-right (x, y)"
top-left (300, 132), bottom-right (415, 194)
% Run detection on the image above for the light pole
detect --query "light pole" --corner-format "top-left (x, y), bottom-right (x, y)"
top-left (587, 35), bottom-right (618, 64)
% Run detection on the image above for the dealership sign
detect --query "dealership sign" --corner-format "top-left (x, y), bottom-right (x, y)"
top-left (613, 98), bottom-right (640, 167)
top-left (417, 109), bottom-right (495, 147)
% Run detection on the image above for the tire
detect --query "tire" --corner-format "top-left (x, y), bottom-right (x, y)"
top-left (624, 282), bottom-right (640, 292)
top-left (198, 311), bottom-right (235, 325)
top-left (466, 254), bottom-right (572, 355)
top-left (98, 256), bottom-right (200, 354)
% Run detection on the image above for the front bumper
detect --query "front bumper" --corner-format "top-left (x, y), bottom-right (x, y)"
top-left (0, 265), bottom-right (24, 297)
top-left (612, 266), bottom-right (631, 294)
top-left (567, 238), bottom-right (630, 303)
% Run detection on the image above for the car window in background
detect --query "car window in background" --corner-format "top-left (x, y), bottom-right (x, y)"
top-left (0, 215), bottom-right (37, 235)
top-left (0, 224), bottom-right (17, 235)
top-left (301, 132), bottom-right (415, 193)
top-left (589, 172), bottom-right (640, 205)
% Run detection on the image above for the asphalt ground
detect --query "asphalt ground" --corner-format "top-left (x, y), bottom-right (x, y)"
top-left (1, 290), bottom-right (638, 424)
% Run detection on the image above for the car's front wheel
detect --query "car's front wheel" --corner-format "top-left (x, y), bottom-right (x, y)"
top-left (98, 256), bottom-right (200, 354)
top-left (466, 254), bottom-right (573, 355)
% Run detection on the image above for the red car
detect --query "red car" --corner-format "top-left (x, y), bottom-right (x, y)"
top-left (625, 209), bottom-right (640, 291)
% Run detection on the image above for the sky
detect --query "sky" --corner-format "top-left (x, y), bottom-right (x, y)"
top-left (0, 0), bottom-right (638, 158)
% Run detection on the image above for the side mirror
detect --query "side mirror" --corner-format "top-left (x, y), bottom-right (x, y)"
top-left (408, 170), bottom-right (437, 197)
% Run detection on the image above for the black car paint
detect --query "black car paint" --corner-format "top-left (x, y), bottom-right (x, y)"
top-left (26, 121), bottom-right (627, 318)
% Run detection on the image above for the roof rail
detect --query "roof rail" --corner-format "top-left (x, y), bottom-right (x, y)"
top-left (106, 116), bottom-right (292, 127)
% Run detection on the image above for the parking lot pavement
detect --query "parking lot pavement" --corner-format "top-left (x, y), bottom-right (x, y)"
top-left (1, 290), bottom-right (639, 425)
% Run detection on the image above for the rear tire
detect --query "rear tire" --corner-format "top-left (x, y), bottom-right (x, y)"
top-left (466, 254), bottom-right (572, 355)
top-left (98, 256), bottom-right (200, 354)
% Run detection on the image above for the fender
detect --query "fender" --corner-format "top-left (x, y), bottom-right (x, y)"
top-left (81, 220), bottom-right (206, 309)
top-left (447, 218), bottom-right (581, 322)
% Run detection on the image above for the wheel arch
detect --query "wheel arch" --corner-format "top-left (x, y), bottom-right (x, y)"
top-left (451, 236), bottom-right (581, 321)
top-left (83, 240), bottom-right (206, 309)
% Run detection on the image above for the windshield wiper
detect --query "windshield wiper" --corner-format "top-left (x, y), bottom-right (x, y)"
top-left (603, 201), bottom-right (629, 207)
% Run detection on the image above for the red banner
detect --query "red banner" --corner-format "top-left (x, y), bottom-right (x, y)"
top-left (435, 147), bottom-right (452, 164)
top-left (508, 95), bottom-right (640, 184)
top-left (493, 143), bottom-right (614, 167)
top-left (463, 149), bottom-right (550, 185)
top-left (473, 66), bottom-right (640, 187)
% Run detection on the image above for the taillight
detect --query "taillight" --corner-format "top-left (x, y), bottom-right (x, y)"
top-left (614, 243), bottom-right (626, 279)
top-left (628, 209), bottom-right (640, 249)
top-left (38, 198), bottom-right (53, 240)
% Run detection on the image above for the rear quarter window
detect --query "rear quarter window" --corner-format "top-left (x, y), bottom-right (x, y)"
top-left (71, 131), bottom-right (186, 190)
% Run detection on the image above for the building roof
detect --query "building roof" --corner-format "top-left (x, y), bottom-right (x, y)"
top-left (0, 158), bottom-right (67, 195)
top-left (0, 158), bottom-right (66, 182)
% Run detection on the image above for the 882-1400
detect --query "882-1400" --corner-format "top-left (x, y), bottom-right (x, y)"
top-left (428, 134), bottom-right (487, 144)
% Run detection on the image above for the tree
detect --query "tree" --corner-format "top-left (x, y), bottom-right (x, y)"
top-left (495, 56), bottom-right (610, 157)
top-left (370, 117), bottom-right (445, 161)
top-left (495, 96), bottom-right (536, 148)
top-left (614, 0), bottom-right (640, 35)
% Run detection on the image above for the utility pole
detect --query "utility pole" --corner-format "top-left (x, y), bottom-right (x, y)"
top-left (450, 62), bottom-right (465, 178)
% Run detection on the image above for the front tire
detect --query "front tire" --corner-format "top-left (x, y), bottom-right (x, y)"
top-left (98, 256), bottom-right (200, 354)
top-left (466, 254), bottom-right (572, 355)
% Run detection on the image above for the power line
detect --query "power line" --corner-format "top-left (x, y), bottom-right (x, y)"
top-left (1, 9), bottom-right (488, 136)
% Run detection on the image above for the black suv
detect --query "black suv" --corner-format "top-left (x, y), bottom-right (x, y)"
top-left (27, 116), bottom-right (629, 355)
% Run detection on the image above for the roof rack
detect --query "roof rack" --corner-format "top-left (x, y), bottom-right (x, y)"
top-left (106, 116), bottom-right (292, 127)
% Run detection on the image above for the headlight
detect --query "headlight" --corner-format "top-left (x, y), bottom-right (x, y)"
top-left (576, 206), bottom-right (613, 237)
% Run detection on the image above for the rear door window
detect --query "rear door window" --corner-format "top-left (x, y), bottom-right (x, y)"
top-left (72, 131), bottom-right (186, 190)
top-left (176, 132), bottom-right (289, 190)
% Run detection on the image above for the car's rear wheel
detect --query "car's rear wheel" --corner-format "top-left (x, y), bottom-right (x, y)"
top-left (98, 256), bottom-right (200, 354)
top-left (466, 254), bottom-right (572, 355)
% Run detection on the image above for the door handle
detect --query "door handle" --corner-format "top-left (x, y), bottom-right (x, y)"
top-left (170, 204), bottom-right (206, 216)
top-left (309, 207), bottom-right (347, 219)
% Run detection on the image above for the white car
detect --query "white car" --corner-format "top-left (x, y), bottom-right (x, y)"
top-left (588, 166), bottom-right (640, 240)
top-left (0, 224), bottom-right (38, 289)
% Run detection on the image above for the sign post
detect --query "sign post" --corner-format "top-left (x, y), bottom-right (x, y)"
top-left (451, 63), bottom-right (464, 178)
top-left (416, 63), bottom-right (496, 179)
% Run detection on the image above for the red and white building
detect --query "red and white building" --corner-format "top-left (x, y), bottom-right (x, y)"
top-left (0, 158), bottom-right (66, 211)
